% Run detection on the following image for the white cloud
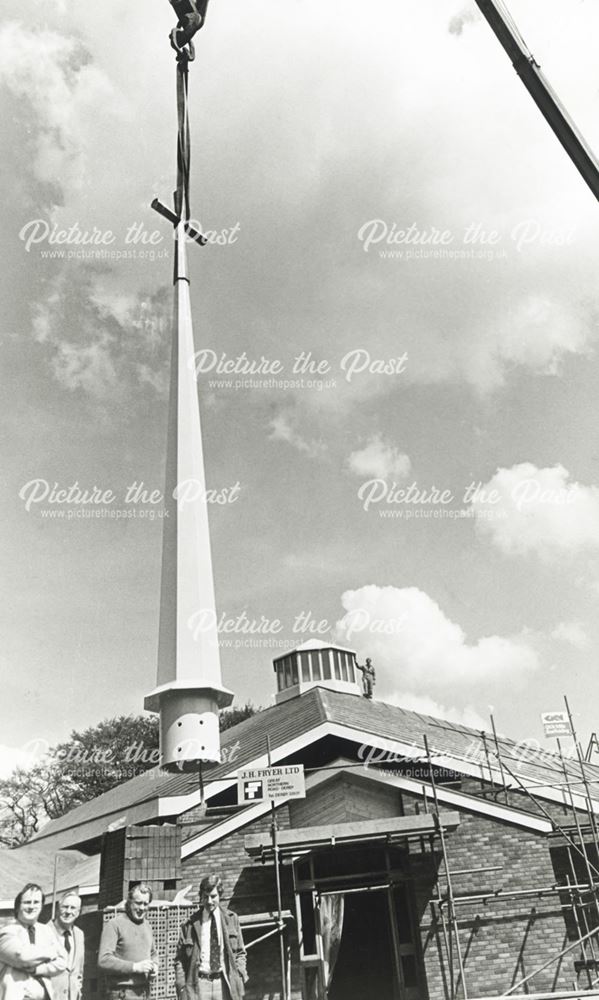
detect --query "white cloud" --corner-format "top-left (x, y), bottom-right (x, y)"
top-left (388, 692), bottom-right (488, 731)
top-left (0, 23), bottom-right (120, 197)
top-left (50, 338), bottom-right (117, 396)
top-left (347, 435), bottom-right (411, 479)
top-left (448, 9), bottom-right (480, 37)
top-left (551, 621), bottom-right (589, 649)
top-left (0, 741), bottom-right (48, 779)
top-left (5, 2), bottom-right (599, 406)
top-left (498, 296), bottom-right (589, 373)
top-left (268, 411), bottom-right (326, 460)
top-left (32, 270), bottom-right (170, 398)
top-left (472, 463), bottom-right (599, 559)
top-left (334, 584), bottom-right (538, 692)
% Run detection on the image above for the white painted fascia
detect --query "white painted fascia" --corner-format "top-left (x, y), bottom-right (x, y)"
top-left (323, 722), bottom-right (599, 820)
top-left (181, 800), bottom-right (273, 857)
top-left (180, 753), bottom-right (552, 858)
top-left (319, 757), bottom-right (553, 833)
top-left (159, 723), bottom-right (333, 816)
top-left (159, 721), bottom-right (597, 842)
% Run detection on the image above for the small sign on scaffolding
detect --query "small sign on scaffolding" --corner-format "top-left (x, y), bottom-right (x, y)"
top-left (237, 764), bottom-right (306, 804)
top-left (541, 711), bottom-right (572, 738)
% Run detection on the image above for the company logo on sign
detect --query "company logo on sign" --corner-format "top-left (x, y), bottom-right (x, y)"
top-left (541, 711), bottom-right (572, 739)
top-left (237, 765), bottom-right (306, 804)
top-left (243, 780), bottom-right (264, 801)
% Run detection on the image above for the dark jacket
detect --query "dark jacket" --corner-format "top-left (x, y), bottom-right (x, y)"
top-left (174, 907), bottom-right (247, 1000)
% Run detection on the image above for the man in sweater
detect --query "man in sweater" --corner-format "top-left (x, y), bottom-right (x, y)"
top-left (98, 884), bottom-right (157, 1000)
top-left (174, 875), bottom-right (247, 1000)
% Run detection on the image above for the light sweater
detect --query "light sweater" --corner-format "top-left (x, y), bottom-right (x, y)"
top-left (98, 914), bottom-right (156, 987)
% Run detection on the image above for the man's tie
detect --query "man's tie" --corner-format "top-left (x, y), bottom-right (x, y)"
top-left (64, 930), bottom-right (72, 954)
top-left (28, 926), bottom-right (36, 944)
top-left (209, 913), bottom-right (220, 974)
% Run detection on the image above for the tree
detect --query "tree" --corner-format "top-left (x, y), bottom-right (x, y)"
top-left (0, 762), bottom-right (79, 847)
top-left (0, 704), bottom-right (260, 846)
top-left (52, 714), bottom-right (160, 801)
top-left (220, 701), bottom-right (257, 731)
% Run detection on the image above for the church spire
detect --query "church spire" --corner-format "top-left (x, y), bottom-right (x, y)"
top-left (144, 7), bottom-right (233, 772)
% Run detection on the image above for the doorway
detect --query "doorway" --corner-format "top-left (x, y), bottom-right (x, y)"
top-left (328, 889), bottom-right (395, 1000)
top-left (294, 846), bottom-right (425, 1000)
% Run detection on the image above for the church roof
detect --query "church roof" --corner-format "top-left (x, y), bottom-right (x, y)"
top-left (0, 843), bottom-right (100, 907)
top-left (25, 686), bottom-right (599, 854)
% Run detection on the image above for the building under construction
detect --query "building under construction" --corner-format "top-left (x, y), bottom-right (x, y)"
top-left (5, 646), bottom-right (599, 1000)
top-left (3, 3), bottom-right (599, 1000)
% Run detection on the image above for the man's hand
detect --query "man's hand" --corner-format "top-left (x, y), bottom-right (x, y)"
top-left (133, 961), bottom-right (155, 976)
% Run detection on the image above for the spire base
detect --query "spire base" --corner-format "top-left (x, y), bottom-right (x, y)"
top-left (145, 682), bottom-right (234, 770)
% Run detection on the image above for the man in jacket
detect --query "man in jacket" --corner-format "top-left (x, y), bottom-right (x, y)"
top-left (0, 883), bottom-right (67, 1000)
top-left (174, 875), bottom-right (247, 1000)
top-left (47, 894), bottom-right (84, 1000)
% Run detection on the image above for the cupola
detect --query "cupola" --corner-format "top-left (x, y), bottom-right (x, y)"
top-left (273, 639), bottom-right (363, 704)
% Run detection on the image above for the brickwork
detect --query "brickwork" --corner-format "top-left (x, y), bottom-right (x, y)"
top-left (79, 767), bottom-right (598, 1000)
top-left (289, 775), bottom-right (400, 828)
top-left (98, 825), bottom-right (181, 907)
top-left (180, 804), bottom-right (300, 1000)
top-left (177, 782), bottom-right (590, 1000)
top-left (403, 792), bottom-right (582, 998)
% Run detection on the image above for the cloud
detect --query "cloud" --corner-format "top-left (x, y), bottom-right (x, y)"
top-left (32, 268), bottom-right (171, 398)
top-left (388, 692), bottom-right (488, 731)
top-left (551, 621), bottom-right (589, 649)
top-left (347, 435), bottom-right (411, 479)
top-left (0, 741), bottom-right (48, 779)
top-left (5, 3), bottom-right (599, 407)
top-left (0, 23), bottom-right (119, 203)
top-left (268, 411), bottom-right (326, 459)
top-left (334, 584), bottom-right (538, 692)
top-left (448, 8), bottom-right (480, 36)
top-left (472, 463), bottom-right (599, 559)
top-left (474, 296), bottom-right (593, 391)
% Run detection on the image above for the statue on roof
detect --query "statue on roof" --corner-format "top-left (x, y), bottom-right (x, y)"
top-left (356, 657), bottom-right (376, 699)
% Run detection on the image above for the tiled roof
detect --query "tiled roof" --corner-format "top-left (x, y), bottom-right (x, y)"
top-left (317, 688), bottom-right (599, 794)
top-left (27, 687), bottom-right (599, 854)
top-left (0, 843), bottom-right (100, 904)
top-left (29, 691), bottom-right (328, 849)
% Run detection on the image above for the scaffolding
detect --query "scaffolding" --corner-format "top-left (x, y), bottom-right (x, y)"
top-left (411, 695), bottom-right (599, 1000)
top-left (137, 692), bottom-right (599, 1000)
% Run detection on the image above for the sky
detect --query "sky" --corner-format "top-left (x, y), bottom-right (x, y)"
top-left (1, 0), bottom-right (599, 778)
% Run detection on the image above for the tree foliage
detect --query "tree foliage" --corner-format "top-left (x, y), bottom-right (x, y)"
top-left (0, 704), bottom-right (258, 847)
top-left (219, 701), bottom-right (256, 731)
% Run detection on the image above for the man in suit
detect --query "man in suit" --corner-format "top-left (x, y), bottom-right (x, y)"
top-left (174, 875), bottom-right (247, 1000)
top-left (47, 894), bottom-right (84, 1000)
top-left (0, 883), bottom-right (67, 1000)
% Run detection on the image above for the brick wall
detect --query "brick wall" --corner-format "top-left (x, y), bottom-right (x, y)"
top-left (181, 804), bottom-right (300, 1000)
top-left (289, 775), bottom-right (400, 827)
top-left (405, 795), bottom-right (581, 998)
top-left (177, 782), bottom-right (586, 1000)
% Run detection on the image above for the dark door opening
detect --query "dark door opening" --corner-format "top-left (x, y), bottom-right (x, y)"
top-left (328, 890), bottom-right (396, 1000)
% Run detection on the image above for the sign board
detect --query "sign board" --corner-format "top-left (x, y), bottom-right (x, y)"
top-left (541, 711), bottom-right (572, 738)
top-left (237, 764), bottom-right (306, 804)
